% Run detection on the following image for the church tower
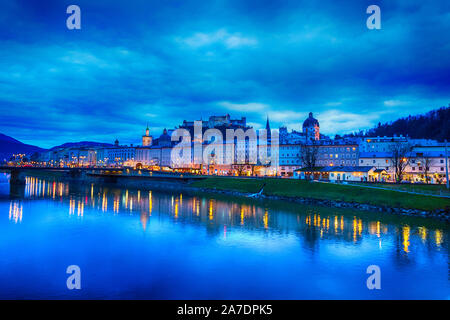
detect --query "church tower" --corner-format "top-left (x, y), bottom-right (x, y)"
top-left (142, 124), bottom-right (153, 146)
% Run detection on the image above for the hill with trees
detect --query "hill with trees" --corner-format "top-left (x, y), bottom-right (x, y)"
top-left (343, 105), bottom-right (450, 141)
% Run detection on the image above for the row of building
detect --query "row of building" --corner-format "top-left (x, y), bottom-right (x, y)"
top-left (35, 113), bottom-right (449, 183)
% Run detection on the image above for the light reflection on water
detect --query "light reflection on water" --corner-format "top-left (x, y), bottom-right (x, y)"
top-left (14, 177), bottom-right (446, 253)
top-left (0, 176), bottom-right (448, 299)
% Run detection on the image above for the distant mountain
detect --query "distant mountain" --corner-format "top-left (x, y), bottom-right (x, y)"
top-left (0, 136), bottom-right (115, 162)
top-left (0, 133), bottom-right (22, 144)
top-left (344, 105), bottom-right (450, 142)
top-left (0, 133), bottom-right (46, 162)
top-left (49, 141), bottom-right (113, 150)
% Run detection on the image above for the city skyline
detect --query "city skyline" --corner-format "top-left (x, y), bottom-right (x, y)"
top-left (0, 1), bottom-right (449, 303)
top-left (1, 0), bottom-right (449, 148)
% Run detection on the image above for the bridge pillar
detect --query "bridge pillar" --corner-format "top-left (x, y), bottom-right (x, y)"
top-left (9, 169), bottom-right (26, 185)
top-left (68, 169), bottom-right (83, 179)
top-left (10, 183), bottom-right (25, 198)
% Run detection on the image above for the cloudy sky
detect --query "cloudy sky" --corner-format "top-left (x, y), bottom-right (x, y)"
top-left (0, 0), bottom-right (449, 148)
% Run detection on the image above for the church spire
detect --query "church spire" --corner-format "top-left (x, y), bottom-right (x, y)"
top-left (266, 115), bottom-right (271, 142)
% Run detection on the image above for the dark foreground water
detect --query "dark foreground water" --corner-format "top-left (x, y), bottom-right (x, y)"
top-left (0, 174), bottom-right (448, 299)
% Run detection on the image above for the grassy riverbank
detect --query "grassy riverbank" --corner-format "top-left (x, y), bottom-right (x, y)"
top-left (191, 177), bottom-right (450, 212)
top-left (349, 182), bottom-right (450, 196)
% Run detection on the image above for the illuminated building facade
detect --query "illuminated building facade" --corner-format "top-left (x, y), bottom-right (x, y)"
top-left (316, 142), bottom-right (359, 167)
top-left (359, 140), bottom-right (449, 183)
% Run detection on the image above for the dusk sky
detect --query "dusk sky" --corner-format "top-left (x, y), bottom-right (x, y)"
top-left (0, 0), bottom-right (449, 148)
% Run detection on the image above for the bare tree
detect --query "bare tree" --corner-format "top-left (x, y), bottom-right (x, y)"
top-left (300, 144), bottom-right (319, 180)
top-left (233, 164), bottom-right (246, 176)
top-left (389, 142), bottom-right (412, 183)
top-left (418, 155), bottom-right (434, 184)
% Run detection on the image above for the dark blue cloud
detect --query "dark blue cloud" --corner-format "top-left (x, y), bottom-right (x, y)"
top-left (0, 0), bottom-right (449, 148)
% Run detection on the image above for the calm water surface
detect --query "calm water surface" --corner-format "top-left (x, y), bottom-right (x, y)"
top-left (0, 174), bottom-right (448, 299)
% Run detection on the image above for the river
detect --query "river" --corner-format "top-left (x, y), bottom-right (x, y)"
top-left (0, 174), bottom-right (448, 299)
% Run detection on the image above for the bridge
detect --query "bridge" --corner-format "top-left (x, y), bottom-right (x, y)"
top-left (0, 166), bottom-right (93, 185)
top-left (0, 166), bottom-right (206, 185)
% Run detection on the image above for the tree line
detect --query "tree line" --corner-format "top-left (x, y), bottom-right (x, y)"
top-left (342, 105), bottom-right (450, 142)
